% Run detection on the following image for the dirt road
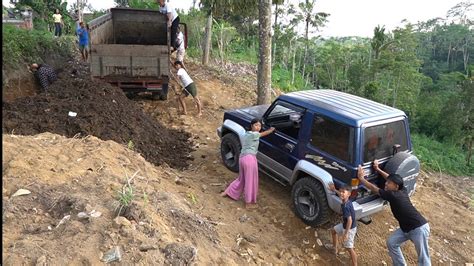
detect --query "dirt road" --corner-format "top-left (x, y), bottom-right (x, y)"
top-left (138, 60), bottom-right (474, 265)
top-left (2, 58), bottom-right (473, 265)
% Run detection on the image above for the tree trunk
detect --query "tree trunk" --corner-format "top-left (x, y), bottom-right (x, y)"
top-left (302, 17), bottom-right (309, 82)
top-left (291, 47), bottom-right (297, 85)
top-left (467, 136), bottom-right (472, 166)
top-left (202, 10), bottom-right (213, 65)
top-left (447, 42), bottom-right (452, 68)
top-left (257, 0), bottom-right (272, 105)
top-left (463, 41), bottom-right (469, 74)
top-left (271, 2), bottom-right (279, 66)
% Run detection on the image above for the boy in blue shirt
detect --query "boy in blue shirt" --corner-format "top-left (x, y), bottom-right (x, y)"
top-left (76, 22), bottom-right (89, 61)
top-left (328, 183), bottom-right (358, 266)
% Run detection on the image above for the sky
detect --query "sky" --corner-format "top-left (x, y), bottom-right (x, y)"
top-left (3, 0), bottom-right (468, 37)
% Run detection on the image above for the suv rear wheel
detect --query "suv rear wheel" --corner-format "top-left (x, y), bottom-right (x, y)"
top-left (292, 177), bottom-right (330, 226)
top-left (220, 133), bottom-right (241, 172)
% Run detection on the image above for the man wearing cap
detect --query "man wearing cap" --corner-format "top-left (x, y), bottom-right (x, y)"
top-left (357, 161), bottom-right (431, 266)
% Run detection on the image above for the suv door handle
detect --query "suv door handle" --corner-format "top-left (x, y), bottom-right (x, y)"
top-left (284, 143), bottom-right (295, 152)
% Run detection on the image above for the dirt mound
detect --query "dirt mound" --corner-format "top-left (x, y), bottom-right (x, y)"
top-left (2, 61), bottom-right (193, 169)
top-left (2, 133), bottom-right (234, 265)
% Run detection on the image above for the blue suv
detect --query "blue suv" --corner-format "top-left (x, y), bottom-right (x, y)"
top-left (217, 89), bottom-right (420, 226)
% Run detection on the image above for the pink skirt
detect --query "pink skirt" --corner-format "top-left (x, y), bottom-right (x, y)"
top-left (223, 154), bottom-right (259, 204)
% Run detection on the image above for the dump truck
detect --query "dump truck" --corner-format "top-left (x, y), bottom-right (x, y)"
top-left (88, 8), bottom-right (186, 100)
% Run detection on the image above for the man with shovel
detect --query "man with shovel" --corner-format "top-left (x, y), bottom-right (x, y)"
top-left (171, 61), bottom-right (202, 116)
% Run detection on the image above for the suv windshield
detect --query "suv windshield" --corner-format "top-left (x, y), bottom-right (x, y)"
top-left (363, 120), bottom-right (408, 163)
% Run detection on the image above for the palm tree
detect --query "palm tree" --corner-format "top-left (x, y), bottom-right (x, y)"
top-left (290, 0), bottom-right (328, 82)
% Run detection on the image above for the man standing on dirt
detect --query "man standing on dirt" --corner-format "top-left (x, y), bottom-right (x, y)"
top-left (76, 22), bottom-right (89, 62)
top-left (158, 0), bottom-right (180, 51)
top-left (357, 162), bottom-right (431, 266)
top-left (52, 9), bottom-right (63, 37)
top-left (30, 63), bottom-right (57, 91)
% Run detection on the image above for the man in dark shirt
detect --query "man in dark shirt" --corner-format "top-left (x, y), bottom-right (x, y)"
top-left (30, 63), bottom-right (57, 91)
top-left (357, 161), bottom-right (431, 266)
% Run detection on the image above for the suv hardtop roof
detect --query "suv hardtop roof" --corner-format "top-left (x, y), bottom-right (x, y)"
top-left (278, 89), bottom-right (406, 127)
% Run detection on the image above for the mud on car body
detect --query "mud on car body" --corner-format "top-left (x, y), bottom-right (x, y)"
top-left (217, 89), bottom-right (420, 226)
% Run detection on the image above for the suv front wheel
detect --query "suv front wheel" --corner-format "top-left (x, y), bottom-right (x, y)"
top-left (220, 133), bottom-right (241, 172)
top-left (292, 177), bottom-right (330, 226)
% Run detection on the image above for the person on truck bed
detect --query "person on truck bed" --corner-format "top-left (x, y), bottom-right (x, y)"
top-left (357, 161), bottom-right (431, 266)
top-left (30, 63), bottom-right (57, 91)
top-left (158, 0), bottom-right (180, 51)
top-left (175, 26), bottom-right (186, 64)
top-left (173, 61), bottom-right (202, 116)
top-left (221, 119), bottom-right (276, 209)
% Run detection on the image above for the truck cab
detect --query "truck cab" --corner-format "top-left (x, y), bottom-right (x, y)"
top-left (217, 89), bottom-right (420, 226)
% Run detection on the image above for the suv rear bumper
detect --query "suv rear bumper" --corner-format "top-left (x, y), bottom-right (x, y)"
top-left (328, 194), bottom-right (385, 220)
top-left (217, 126), bottom-right (223, 138)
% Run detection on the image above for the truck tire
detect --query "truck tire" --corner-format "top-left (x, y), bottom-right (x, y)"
top-left (383, 152), bottom-right (420, 194)
top-left (291, 177), bottom-right (330, 226)
top-left (160, 83), bottom-right (169, 101)
top-left (126, 92), bottom-right (137, 99)
top-left (220, 133), bottom-right (241, 172)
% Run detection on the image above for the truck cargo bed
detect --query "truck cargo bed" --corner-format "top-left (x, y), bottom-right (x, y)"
top-left (89, 8), bottom-right (170, 94)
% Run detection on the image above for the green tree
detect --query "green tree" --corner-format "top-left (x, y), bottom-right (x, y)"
top-left (257, 0), bottom-right (272, 104)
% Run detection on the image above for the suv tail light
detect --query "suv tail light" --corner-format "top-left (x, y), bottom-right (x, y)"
top-left (351, 178), bottom-right (360, 199)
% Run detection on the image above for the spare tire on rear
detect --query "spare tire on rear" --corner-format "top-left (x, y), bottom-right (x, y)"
top-left (383, 152), bottom-right (420, 194)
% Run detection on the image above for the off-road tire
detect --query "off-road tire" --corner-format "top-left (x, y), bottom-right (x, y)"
top-left (159, 92), bottom-right (168, 101)
top-left (125, 92), bottom-right (137, 99)
top-left (292, 177), bottom-right (330, 226)
top-left (220, 133), bottom-right (241, 172)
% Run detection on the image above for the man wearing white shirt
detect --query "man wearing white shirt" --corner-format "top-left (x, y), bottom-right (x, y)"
top-left (173, 61), bottom-right (202, 116)
top-left (158, 0), bottom-right (180, 51)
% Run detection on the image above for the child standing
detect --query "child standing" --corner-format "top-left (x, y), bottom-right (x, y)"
top-left (173, 61), bottom-right (202, 116)
top-left (328, 183), bottom-right (358, 266)
top-left (221, 119), bottom-right (275, 209)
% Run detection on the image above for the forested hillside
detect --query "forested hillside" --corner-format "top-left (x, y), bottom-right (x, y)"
top-left (176, 0), bottom-right (473, 175)
top-left (4, 0), bottom-right (473, 175)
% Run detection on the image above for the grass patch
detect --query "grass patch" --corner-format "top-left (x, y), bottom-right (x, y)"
top-left (412, 133), bottom-right (473, 176)
top-left (2, 25), bottom-right (75, 69)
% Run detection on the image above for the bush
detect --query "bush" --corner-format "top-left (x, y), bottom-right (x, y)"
top-left (412, 133), bottom-right (473, 176)
top-left (272, 65), bottom-right (306, 92)
top-left (2, 25), bottom-right (75, 70)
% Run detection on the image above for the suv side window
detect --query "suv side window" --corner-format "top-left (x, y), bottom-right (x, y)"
top-left (265, 102), bottom-right (304, 140)
top-left (310, 116), bottom-right (354, 163)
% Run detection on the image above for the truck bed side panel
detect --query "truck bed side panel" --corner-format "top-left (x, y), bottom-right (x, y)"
top-left (90, 44), bottom-right (169, 78)
top-left (89, 13), bottom-right (113, 45)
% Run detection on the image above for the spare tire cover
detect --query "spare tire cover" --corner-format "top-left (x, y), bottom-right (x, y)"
top-left (384, 152), bottom-right (420, 195)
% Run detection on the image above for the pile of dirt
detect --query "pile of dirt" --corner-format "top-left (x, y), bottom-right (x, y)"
top-left (2, 133), bottom-right (233, 265)
top-left (2, 60), bottom-right (193, 169)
